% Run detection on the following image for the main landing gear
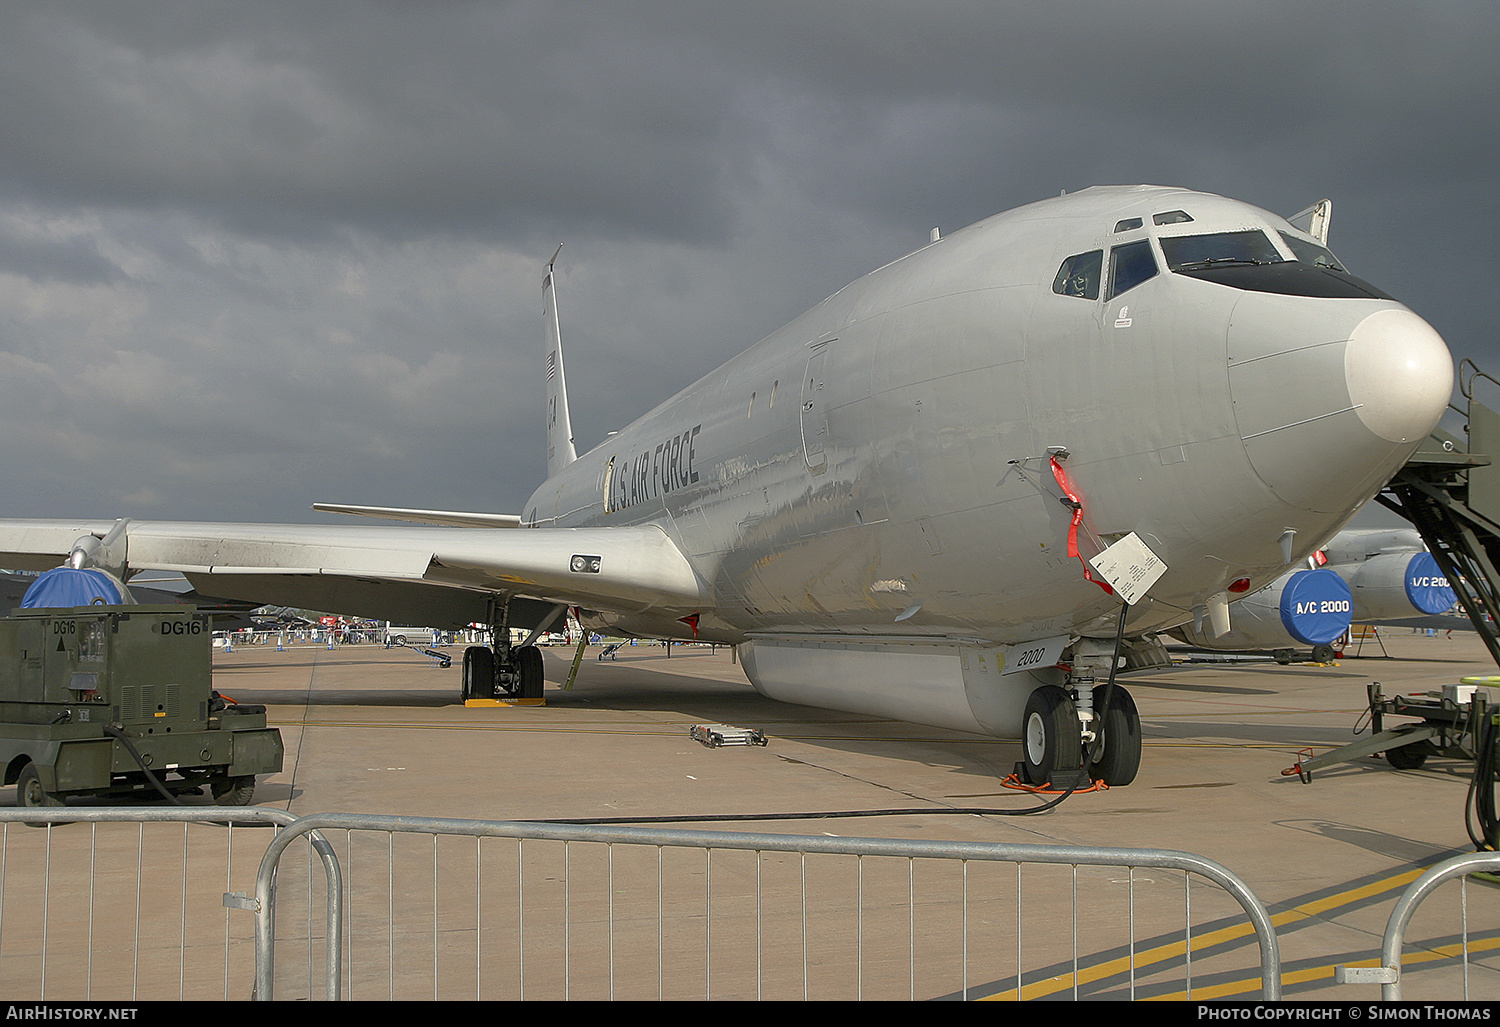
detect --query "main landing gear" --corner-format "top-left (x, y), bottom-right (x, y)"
top-left (462, 599), bottom-right (546, 702)
top-left (461, 644), bottom-right (544, 700)
top-left (1018, 640), bottom-right (1142, 788)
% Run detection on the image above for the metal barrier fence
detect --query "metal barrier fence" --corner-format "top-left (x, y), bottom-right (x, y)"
top-left (0, 808), bottom-right (1283, 1001)
top-left (1353, 849), bottom-right (1500, 1001)
top-left (266, 814), bottom-right (1286, 1001)
top-left (0, 807), bottom-right (327, 1000)
top-left (9, 807), bottom-right (1500, 1001)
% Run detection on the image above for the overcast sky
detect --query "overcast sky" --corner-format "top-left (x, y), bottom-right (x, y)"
top-left (0, 1), bottom-right (1496, 524)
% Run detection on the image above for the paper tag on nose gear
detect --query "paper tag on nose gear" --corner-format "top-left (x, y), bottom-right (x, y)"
top-left (1087, 532), bottom-right (1167, 606)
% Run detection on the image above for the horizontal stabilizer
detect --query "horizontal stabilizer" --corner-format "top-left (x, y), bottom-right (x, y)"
top-left (313, 503), bottom-right (522, 528)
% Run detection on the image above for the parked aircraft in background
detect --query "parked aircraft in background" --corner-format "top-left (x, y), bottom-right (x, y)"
top-left (1170, 528), bottom-right (1460, 661)
top-left (1322, 528), bottom-right (1459, 625)
top-left (0, 186), bottom-right (1454, 787)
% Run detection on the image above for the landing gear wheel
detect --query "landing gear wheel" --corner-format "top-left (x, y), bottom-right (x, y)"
top-left (1022, 686), bottom-right (1082, 787)
top-left (462, 646), bottom-right (495, 700)
top-left (17, 763), bottom-right (62, 808)
top-left (210, 776), bottom-right (256, 806)
top-left (1385, 739), bottom-right (1431, 770)
top-left (1088, 685), bottom-right (1142, 786)
top-left (516, 645), bottom-right (544, 699)
top-left (1311, 644), bottom-right (1336, 664)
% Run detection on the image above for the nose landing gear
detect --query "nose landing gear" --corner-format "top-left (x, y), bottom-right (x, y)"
top-left (1017, 628), bottom-right (1142, 789)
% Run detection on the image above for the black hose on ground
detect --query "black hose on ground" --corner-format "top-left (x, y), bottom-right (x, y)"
top-left (539, 603), bottom-right (1133, 826)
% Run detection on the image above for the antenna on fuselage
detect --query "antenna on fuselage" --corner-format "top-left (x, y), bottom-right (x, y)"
top-left (543, 244), bottom-right (578, 477)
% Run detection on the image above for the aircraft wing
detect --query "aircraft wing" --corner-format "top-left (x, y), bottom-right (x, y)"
top-left (0, 519), bottom-right (705, 629)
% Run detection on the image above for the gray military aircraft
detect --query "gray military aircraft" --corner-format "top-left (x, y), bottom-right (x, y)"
top-left (0, 186), bottom-right (1454, 787)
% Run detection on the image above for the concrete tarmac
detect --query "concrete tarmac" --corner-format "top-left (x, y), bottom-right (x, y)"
top-left (204, 630), bottom-right (1500, 1001)
top-left (4, 630), bottom-right (1499, 1001)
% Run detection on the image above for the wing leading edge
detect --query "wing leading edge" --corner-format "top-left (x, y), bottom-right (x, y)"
top-left (0, 518), bottom-right (705, 629)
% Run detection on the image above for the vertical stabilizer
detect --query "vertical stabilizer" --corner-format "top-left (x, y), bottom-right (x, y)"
top-left (543, 248), bottom-right (577, 477)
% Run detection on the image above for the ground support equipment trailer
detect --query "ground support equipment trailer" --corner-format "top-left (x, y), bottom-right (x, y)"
top-left (0, 605), bottom-right (283, 807)
top-left (1285, 679), bottom-right (1498, 780)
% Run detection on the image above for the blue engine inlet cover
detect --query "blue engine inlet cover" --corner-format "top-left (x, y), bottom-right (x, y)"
top-left (20, 567), bottom-right (128, 608)
top-left (1404, 552), bottom-right (1456, 615)
top-left (1278, 568), bottom-right (1353, 645)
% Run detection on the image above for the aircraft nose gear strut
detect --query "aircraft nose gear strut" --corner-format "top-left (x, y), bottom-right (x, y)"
top-left (1017, 606), bottom-right (1142, 789)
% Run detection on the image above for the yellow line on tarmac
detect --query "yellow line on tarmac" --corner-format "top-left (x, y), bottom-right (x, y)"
top-left (982, 865), bottom-right (1431, 1000)
top-left (986, 919), bottom-right (1268, 1000)
top-left (1147, 935), bottom-right (1500, 1001)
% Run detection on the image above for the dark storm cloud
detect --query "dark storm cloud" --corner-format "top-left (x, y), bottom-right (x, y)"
top-left (0, 2), bottom-right (747, 246)
top-left (0, 227), bottom-right (124, 287)
top-left (0, 1), bottom-right (1494, 523)
top-left (6, 3), bottom-right (1494, 250)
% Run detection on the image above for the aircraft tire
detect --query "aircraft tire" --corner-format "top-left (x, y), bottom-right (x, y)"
top-left (516, 645), bottom-right (544, 699)
top-left (1088, 685), bottom-right (1142, 786)
top-left (1311, 644), bottom-right (1336, 663)
top-left (1021, 686), bottom-right (1082, 787)
top-left (463, 646), bottom-right (494, 700)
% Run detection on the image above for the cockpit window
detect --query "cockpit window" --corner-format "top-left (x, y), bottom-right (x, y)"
top-left (1278, 231), bottom-right (1347, 272)
top-left (1153, 210), bottom-right (1193, 226)
top-left (1159, 230), bottom-right (1285, 272)
top-left (1107, 239), bottom-right (1158, 300)
top-left (1162, 228), bottom-right (1390, 299)
top-left (1052, 250), bottom-right (1101, 300)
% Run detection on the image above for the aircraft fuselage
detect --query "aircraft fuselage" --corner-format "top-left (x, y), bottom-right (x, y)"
top-left (525, 186), bottom-right (1452, 651)
top-left (0, 185), bottom-right (1454, 774)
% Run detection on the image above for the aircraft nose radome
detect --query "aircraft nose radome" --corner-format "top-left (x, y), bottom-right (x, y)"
top-left (1345, 308), bottom-right (1453, 444)
top-left (1228, 300), bottom-right (1453, 514)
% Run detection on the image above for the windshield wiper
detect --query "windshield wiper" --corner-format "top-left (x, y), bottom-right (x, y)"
top-left (1174, 257), bottom-right (1272, 270)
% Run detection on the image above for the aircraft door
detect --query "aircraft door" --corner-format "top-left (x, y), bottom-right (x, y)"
top-left (801, 340), bottom-right (832, 473)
